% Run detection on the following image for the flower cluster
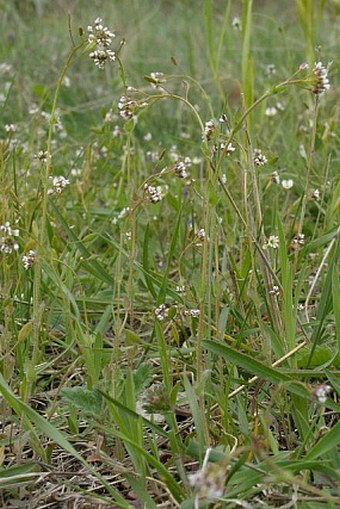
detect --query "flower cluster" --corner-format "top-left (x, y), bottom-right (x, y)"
top-left (312, 384), bottom-right (331, 404)
top-left (269, 285), bottom-right (280, 296)
top-left (112, 207), bottom-right (130, 225)
top-left (118, 95), bottom-right (138, 121)
top-left (312, 62), bottom-right (330, 95)
top-left (0, 222), bottom-right (19, 254)
top-left (220, 142), bottom-right (236, 156)
top-left (87, 17), bottom-right (116, 69)
top-left (149, 71), bottom-right (166, 88)
top-left (5, 123), bottom-right (18, 134)
top-left (188, 458), bottom-right (226, 502)
top-left (47, 175), bottom-right (70, 196)
top-left (184, 309), bottom-right (200, 318)
top-left (263, 235), bottom-right (279, 250)
top-left (34, 150), bottom-right (51, 163)
top-left (22, 250), bottom-right (36, 270)
top-left (202, 120), bottom-right (216, 142)
top-left (195, 228), bottom-right (207, 247)
top-left (292, 233), bottom-right (305, 247)
top-left (271, 171), bottom-right (280, 184)
top-left (144, 184), bottom-right (166, 203)
top-left (253, 148), bottom-right (268, 166)
top-left (173, 157), bottom-right (192, 181)
top-left (154, 304), bottom-right (169, 321)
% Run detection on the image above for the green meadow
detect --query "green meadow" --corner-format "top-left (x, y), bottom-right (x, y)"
top-left (0, 0), bottom-right (339, 507)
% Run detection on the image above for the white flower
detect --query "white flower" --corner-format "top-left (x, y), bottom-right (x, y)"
top-left (188, 449), bottom-right (226, 502)
top-left (311, 189), bottom-right (320, 201)
top-left (62, 75), bottom-right (71, 87)
top-left (299, 144), bottom-right (307, 160)
top-left (34, 150), bottom-right (51, 163)
top-left (5, 124), bottom-right (18, 133)
top-left (266, 64), bottom-right (276, 76)
top-left (173, 157), bottom-right (192, 180)
top-left (281, 179), bottom-right (294, 190)
top-left (154, 304), bottom-right (169, 321)
top-left (220, 142), bottom-right (236, 156)
top-left (312, 62), bottom-right (330, 95)
top-left (269, 285), bottom-right (280, 296)
top-left (22, 250), bottom-right (36, 270)
top-left (176, 285), bottom-right (186, 293)
top-left (184, 309), bottom-right (200, 318)
top-left (87, 17), bottom-right (115, 48)
top-left (265, 107), bottom-right (278, 117)
top-left (292, 233), bottom-right (305, 247)
top-left (312, 384), bottom-right (331, 404)
top-left (232, 17), bottom-right (241, 30)
top-left (253, 148), bottom-right (268, 166)
top-left (47, 176), bottom-right (70, 196)
top-left (202, 120), bottom-right (216, 141)
top-left (0, 222), bottom-right (20, 254)
top-left (271, 171), bottom-right (280, 184)
top-left (89, 49), bottom-right (116, 69)
top-left (263, 235), bottom-right (279, 250)
top-left (118, 95), bottom-right (138, 121)
top-left (195, 228), bottom-right (208, 247)
top-left (149, 72), bottom-right (166, 88)
top-left (144, 184), bottom-right (166, 203)
top-left (144, 132), bottom-right (152, 141)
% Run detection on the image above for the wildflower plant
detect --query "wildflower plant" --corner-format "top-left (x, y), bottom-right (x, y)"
top-left (0, 2), bottom-right (338, 509)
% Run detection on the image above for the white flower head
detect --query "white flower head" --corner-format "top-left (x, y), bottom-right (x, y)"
top-left (188, 448), bottom-right (226, 502)
top-left (22, 250), bottom-right (36, 270)
top-left (263, 235), bottom-right (279, 250)
top-left (312, 62), bottom-right (330, 95)
top-left (265, 107), bottom-right (278, 117)
top-left (253, 148), bottom-right (268, 166)
top-left (281, 179), bottom-right (294, 190)
top-left (87, 17), bottom-right (115, 48)
top-left (312, 384), bottom-right (331, 404)
top-left (232, 17), bottom-right (241, 30)
top-left (202, 120), bottom-right (216, 142)
top-left (0, 222), bottom-right (20, 254)
top-left (154, 304), bottom-right (169, 321)
top-left (144, 184), bottom-right (167, 203)
top-left (89, 49), bottom-right (116, 69)
top-left (47, 175), bottom-right (70, 196)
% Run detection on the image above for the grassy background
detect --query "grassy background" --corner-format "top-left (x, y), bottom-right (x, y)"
top-left (0, 1), bottom-right (339, 508)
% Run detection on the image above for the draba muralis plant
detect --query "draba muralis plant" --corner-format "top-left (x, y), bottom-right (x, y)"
top-left (0, 4), bottom-right (338, 509)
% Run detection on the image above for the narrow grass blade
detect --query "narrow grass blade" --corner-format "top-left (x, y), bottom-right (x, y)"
top-left (98, 425), bottom-right (185, 503)
top-left (277, 214), bottom-right (296, 353)
top-left (304, 421), bottom-right (340, 461)
top-left (0, 374), bottom-right (130, 508)
top-left (157, 208), bottom-right (182, 305)
top-left (307, 239), bottom-right (339, 366)
top-left (142, 223), bottom-right (157, 298)
top-left (203, 340), bottom-right (310, 399)
top-left (241, 0), bottom-right (254, 109)
top-left (51, 202), bottom-right (115, 286)
top-left (183, 374), bottom-right (207, 459)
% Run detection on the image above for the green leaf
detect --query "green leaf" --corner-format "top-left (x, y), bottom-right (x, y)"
top-left (61, 387), bottom-right (102, 416)
top-left (133, 363), bottom-right (153, 395)
top-left (203, 340), bottom-right (310, 398)
top-left (305, 421), bottom-right (340, 461)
